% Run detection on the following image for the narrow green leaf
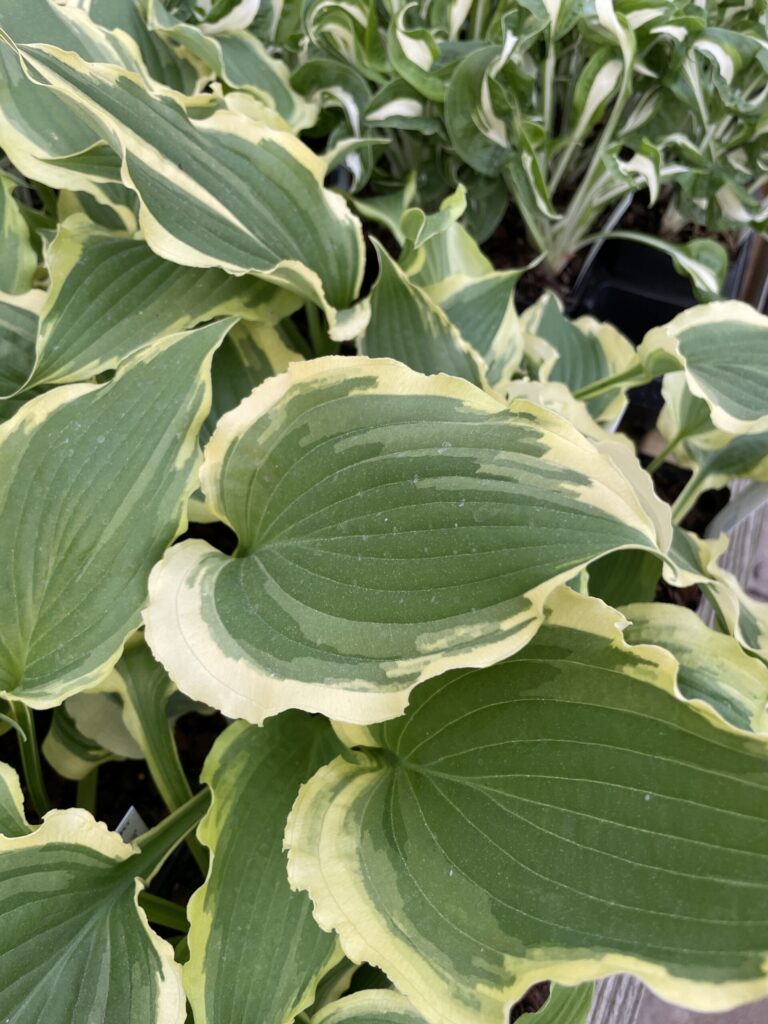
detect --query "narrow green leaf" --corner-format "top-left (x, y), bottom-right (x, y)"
top-left (0, 762), bottom-right (30, 837)
top-left (0, 170), bottom-right (36, 294)
top-left (359, 243), bottom-right (483, 384)
top-left (185, 712), bottom-right (342, 1024)
top-left (25, 214), bottom-right (294, 388)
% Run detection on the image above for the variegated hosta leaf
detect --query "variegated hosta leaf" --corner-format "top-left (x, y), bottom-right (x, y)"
top-left (145, 355), bottom-right (670, 726)
top-left (412, 223), bottom-right (523, 387)
top-left (286, 587), bottom-right (768, 1024)
top-left (0, 288), bottom-right (44, 423)
top-left (0, 0), bottom-right (143, 192)
top-left (12, 43), bottom-right (366, 339)
top-left (639, 301), bottom-right (768, 434)
top-left (663, 527), bottom-right (768, 665)
top-left (146, 0), bottom-right (317, 130)
top-left (0, 170), bottom-right (36, 294)
top-left (203, 320), bottom-right (304, 445)
top-left (0, 319), bottom-right (229, 709)
top-left (622, 602), bottom-right (768, 738)
top-left (311, 990), bottom-right (428, 1024)
top-left (503, 380), bottom-right (633, 450)
top-left (438, 272), bottom-right (522, 387)
top-left (522, 292), bottom-right (639, 423)
top-left (359, 243), bottom-right (483, 384)
top-left (188, 320), bottom-right (304, 521)
top-left (22, 214), bottom-right (295, 389)
top-left (0, 811), bottom-right (185, 1024)
top-left (0, 762), bottom-right (30, 838)
top-left (88, 0), bottom-right (200, 93)
top-left (43, 702), bottom-right (127, 781)
top-left (186, 712), bottom-right (342, 1024)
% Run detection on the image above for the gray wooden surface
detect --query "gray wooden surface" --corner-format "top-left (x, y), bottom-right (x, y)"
top-left (587, 483), bottom-right (768, 1023)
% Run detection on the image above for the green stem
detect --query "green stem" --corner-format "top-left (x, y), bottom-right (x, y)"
top-left (573, 364), bottom-right (647, 402)
top-left (76, 767), bottom-right (99, 815)
top-left (671, 468), bottom-right (709, 525)
top-left (139, 892), bottom-right (189, 933)
top-left (305, 303), bottom-right (335, 358)
top-left (130, 788), bottom-right (211, 883)
top-left (11, 703), bottom-right (51, 817)
top-left (543, 37), bottom-right (557, 139)
top-left (646, 429), bottom-right (689, 475)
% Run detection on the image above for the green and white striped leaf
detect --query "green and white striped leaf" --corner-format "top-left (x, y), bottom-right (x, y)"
top-left (0, 319), bottom-right (228, 709)
top-left (0, 810), bottom-right (185, 1024)
top-left (146, 0), bottom-right (317, 130)
top-left (0, 0), bottom-right (142, 192)
top-left (663, 527), bottom-right (768, 665)
top-left (24, 214), bottom-right (294, 388)
top-left (639, 301), bottom-right (768, 434)
top-left (413, 223), bottom-right (524, 387)
top-left (185, 712), bottom-right (342, 1024)
top-left (0, 170), bottom-right (36, 294)
top-left (522, 292), bottom-right (639, 423)
top-left (87, 0), bottom-right (200, 92)
top-left (622, 602), bottom-right (768, 737)
top-left (145, 356), bottom-right (670, 726)
top-left (286, 587), bottom-right (768, 1024)
top-left (43, 702), bottom-right (128, 781)
top-left (12, 43), bottom-right (366, 339)
top-left (311, 990), bottom-right (428, 1024)
top-left (359, 243), bottom-right (483, 384)
top-left (0, 762), bottom-right (30, 838)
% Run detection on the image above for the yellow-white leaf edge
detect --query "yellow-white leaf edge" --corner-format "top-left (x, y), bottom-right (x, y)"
top-left (144, 356), bottom-right (672, 727)
top-left (0, 808), bottom-right (185, 1023)
top-left (285, 587), bottom-right (768, 1023)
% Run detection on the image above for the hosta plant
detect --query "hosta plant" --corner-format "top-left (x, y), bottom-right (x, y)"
top-left (0, 3), bottom-right (768, 1024)
top-left (280, 0), bottom-right (768, 279)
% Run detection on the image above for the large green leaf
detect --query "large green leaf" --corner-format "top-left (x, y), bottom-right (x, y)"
top-left (286, 587), bottom-right (768, 1024)
top-left (0, 170), bottom-right (36, 294)
top-left (9, 42), bottom-right (366, 338)
top-left (0, 810), bottom-right (186, 1024)
top-left (24, 214), bottom-right (293, 388)
top-left (185, 712), bottom-right (342, 1024)
top-left (0, 319), bottom-right (229, 708)
top-left (622, 602), bottom-right (768, 737)
top-left (639, 301), bottom-right (768, 434)
top-left (145, 355), bottom-right (670, 725)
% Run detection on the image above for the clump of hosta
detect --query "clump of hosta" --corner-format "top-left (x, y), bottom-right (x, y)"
top-left (0, 4), bottom-right (768, 1024)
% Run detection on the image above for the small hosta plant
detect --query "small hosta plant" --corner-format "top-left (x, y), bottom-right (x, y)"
top-left (0, 3), bottom-right (767, 1024)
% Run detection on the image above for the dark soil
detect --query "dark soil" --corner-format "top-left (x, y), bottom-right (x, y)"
top-left (509, 982), bottom-right (552, 1020)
